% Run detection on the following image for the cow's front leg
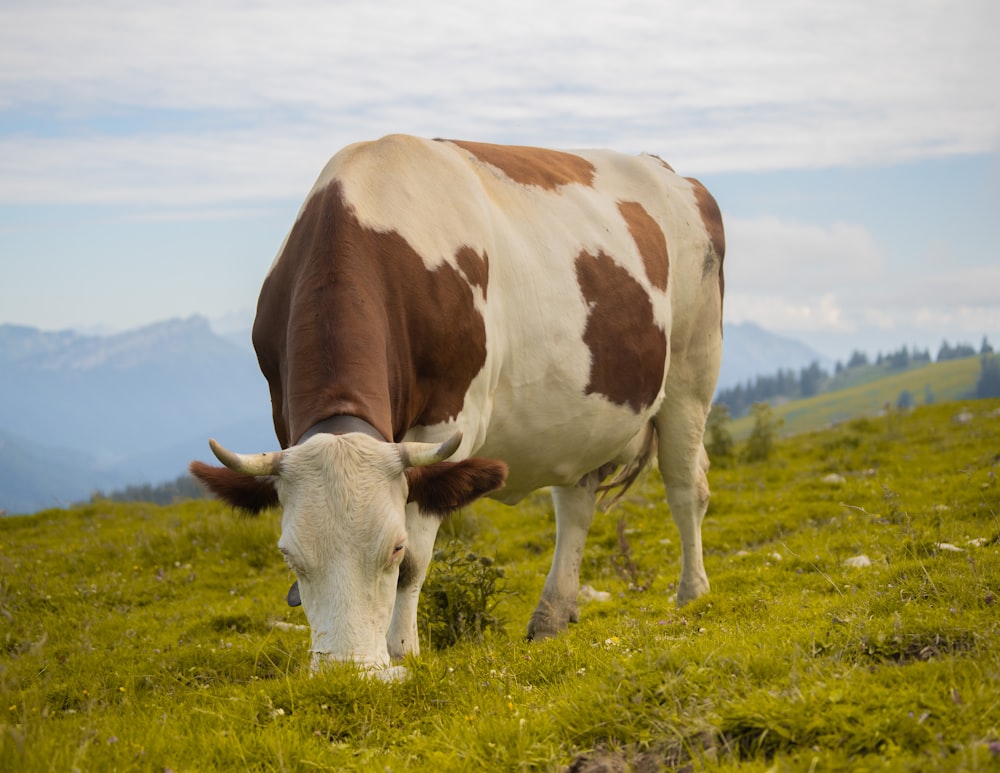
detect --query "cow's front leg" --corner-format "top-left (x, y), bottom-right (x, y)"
top-left (527, 476), bottom-right (598, 640)
top-left (387, 503), bottom-right (441, 660)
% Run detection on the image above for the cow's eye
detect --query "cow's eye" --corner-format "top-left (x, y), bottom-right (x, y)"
top-left (391, 543), bottom-right (406, 563)
top-left (279, 547), bottom-right (308, 578)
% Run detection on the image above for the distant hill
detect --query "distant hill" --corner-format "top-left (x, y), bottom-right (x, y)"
top-left (0, 317), bottom-right (275, 513)
top-left (0, 428), bottom-right (133, 513)
top-left (727, 354), bottom-right (991, 440)
top-left (716, 322), bottom-right (831, 390)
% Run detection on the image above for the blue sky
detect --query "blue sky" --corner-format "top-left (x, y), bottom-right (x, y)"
top-left (1, 0), bottom-right (998, 361)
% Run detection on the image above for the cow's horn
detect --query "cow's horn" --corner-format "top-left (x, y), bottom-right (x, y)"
top-left (209, 438), bottom-right (283, 476)
top-left (399, 431), bottom-right (463, 468)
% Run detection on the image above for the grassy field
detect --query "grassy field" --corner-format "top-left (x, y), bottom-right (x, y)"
top-left (2, 399), bottom-right (999, 771)
top-left (728, 356), bottom-right (988, 440)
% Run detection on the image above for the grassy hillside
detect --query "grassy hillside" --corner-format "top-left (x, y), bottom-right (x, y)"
top-left (728, 355), bottom-right (986, 440)
top-left (2, 399), bottom-right (999, 771)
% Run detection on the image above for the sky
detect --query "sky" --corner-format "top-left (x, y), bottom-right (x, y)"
top-left (1, 0), bottom-right (998, 361)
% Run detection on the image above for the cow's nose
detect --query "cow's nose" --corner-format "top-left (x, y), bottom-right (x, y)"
top-left (287, 581), bottom-right (301, 607)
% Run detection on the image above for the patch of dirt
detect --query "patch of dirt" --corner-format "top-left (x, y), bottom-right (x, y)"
top-left (567, 734), bottom-right (717, 773)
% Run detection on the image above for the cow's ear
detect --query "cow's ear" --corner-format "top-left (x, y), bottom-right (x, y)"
top-left (189, 461), bottom-right (280, 515)
top-left (405, 458), bottom-right (508, 515)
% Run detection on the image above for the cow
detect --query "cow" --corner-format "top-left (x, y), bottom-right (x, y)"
top-left (190, 134), bottom-right (725, 676)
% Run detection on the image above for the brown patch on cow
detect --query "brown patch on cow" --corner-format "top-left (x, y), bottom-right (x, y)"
top-left (253, 180), bottom-right (488, 446)
top-left (575, 250), bottom-right (667, 413)
top-left (405, 457), bottom-right (509, 515)
top-left (189, 461), bottom-right (279, 514)
top-left (685, 177), bottom-right (726, 306)
top-left (617, 200), bottom-right (669, 292)
top-left (443, 139), bottom-right (595, 190)
top-left (455, 246), bottom-right (489, 299)
top-left (647, 153), bottom-right (675, 173)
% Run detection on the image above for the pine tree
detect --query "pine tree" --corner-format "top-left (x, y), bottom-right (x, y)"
top-left (976, 355), bottom-right (1000, 398)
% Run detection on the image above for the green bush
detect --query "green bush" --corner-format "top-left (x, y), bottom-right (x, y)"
top-left (743, 401), bottom-right (783, 462)
top-left (420, 542), bottom-right (511, 649)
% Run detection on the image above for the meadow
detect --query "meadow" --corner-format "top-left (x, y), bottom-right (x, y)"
top-left (2, 399), bottom-right (999, 771)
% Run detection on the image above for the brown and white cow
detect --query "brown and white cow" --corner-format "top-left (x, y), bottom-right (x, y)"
top-left (191, 135), bottom-right (725, 676)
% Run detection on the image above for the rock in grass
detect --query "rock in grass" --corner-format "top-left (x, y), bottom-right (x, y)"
top-left (579, 585), bottom-right (612, 603)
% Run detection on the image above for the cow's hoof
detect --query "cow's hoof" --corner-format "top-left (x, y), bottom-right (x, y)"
top-left (527, 598), bottom-right (578, 640)
top-left (676, 575), bottom-right (710, 606)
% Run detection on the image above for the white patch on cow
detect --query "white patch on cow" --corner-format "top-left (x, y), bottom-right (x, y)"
top-left (274, 433), bottom-right (409, 671)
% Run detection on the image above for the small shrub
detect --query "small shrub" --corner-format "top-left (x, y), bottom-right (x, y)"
top-left (612, 514), bottom-right (654, 591)
top-left (420, 541), bottom-right (510, 649)
top-left (706, 403), bottom-right (735, 465)
top-left (743, 402), bottom-right (783, 463)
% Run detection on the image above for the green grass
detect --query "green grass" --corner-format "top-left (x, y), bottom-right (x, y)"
top-left (2, 399), bottom-right (999, 771)
top-left (729, 355), bottom-right (987, 440)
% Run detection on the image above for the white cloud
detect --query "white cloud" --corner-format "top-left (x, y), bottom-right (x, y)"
top-left (723, 215), bottom-right (1000, 338)
top-left (725, 292), bottom-right (851, 333)
top-left (1, 0), bottom-right (998, 205)
top-left (725, 216), bottom-right (887, 296)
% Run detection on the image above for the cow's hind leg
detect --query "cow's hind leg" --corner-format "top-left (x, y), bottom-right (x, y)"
top-left (527, 473), bottom-right (601, 640)
top-left (655, 392), bottom-right (712, 605)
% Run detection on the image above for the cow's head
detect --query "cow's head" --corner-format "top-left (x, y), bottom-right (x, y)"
top-left (190, 431), bottom-right (506, 674)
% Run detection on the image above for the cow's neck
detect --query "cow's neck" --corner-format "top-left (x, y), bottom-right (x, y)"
top-left (298, 415), bottom-right (387, 445)
top-left (254, 178), bottom-right (486, 450)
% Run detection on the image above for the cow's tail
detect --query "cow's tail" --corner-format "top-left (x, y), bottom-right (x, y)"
top-left (596, 421), bottom-right (658, 510)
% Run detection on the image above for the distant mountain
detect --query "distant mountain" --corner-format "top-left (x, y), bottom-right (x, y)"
top-left (718, 322), bottom-right (831, 391)
top-left (0, 317), bottom-right (275, 513)
top-left (0, 315), bottom-right (829, 514)
top-left (0, 428), bottom-right (133, 514)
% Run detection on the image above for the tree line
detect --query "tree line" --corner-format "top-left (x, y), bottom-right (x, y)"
top-left (91, 473), bottom-right (208, 507)
top-left (716, 338), bottom-right (995, 419)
